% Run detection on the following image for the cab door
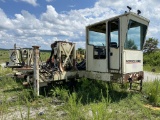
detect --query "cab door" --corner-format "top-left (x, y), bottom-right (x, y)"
top-left (108, 19), bottom-right (120, 72)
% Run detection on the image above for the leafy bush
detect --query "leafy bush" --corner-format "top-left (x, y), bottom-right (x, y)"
top-left (50, 87), bottom-right (69, 101)
top-left (144, 52), bottom-right (160, 66)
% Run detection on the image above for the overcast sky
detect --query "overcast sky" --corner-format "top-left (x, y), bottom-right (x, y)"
top-left (0, 0), bottom-right (159, 50)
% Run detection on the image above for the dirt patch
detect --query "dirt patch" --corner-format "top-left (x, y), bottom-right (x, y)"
top-left (144, 104), bottom-right (160, 111)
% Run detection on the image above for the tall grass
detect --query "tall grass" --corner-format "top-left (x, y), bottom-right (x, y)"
top-left (49, 78), bottom-right (160, 119)
top-left (49, 78), bottom-right (130, 119)
top-left (0, 65), bottom-right (160, 119)
top-left (52, 85), bottom-right (111, 119)
top-left (143, 79), bottom-right (160, 106)
top-left (0, 67), bottom-right (36, 119)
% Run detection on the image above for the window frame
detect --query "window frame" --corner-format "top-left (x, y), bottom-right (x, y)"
top-left (124, 19), bottom-right (147, 51)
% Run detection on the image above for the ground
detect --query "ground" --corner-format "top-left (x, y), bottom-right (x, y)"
top-left (0, 70), bottom-right (160, 120)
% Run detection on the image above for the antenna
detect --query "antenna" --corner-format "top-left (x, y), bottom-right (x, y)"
top-left (14, 43), bottom-right (16, 49)
top-left (137, 10), bottom-right (141, 15)
top-left (127, 6), bottom-right (132, 12)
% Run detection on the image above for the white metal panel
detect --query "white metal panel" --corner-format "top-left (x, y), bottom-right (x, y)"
top-left (120, 16), bottom-right (128, 48)
top-left (87, 45), bottom-right (107, 72)
top-left (110, 48), bottom-right (119, 69)
top-left (123, 50), bottom-right (143, 73)
top-left (106, 22), bottom-right (109, 72)
top-left (120, 16), bottom-right (129, 74)
top-left (128, 14), bottom-right (149, 26)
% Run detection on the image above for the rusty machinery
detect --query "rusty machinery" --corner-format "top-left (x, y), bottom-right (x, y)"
top-left (49, 41), bottom-right (76, 71)
top-left (8, 9), bottom-right (149, 95)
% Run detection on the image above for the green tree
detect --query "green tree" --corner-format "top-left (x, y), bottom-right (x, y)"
top-left (125, 39), bottom-right (137, 50)
top-left (77, 48), bottom-right (85, 54)
top-left (143, 38), bottom-right (159, 53)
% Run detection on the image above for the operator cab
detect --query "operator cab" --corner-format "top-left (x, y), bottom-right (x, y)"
top-left (86, 12), bottom-right (149, 82)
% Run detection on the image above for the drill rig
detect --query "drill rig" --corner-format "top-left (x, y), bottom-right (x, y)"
top-left (9, 11), bottom-right (149, 95)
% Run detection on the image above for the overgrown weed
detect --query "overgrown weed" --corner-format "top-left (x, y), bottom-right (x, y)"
top-left (143, 79), bottom-right (160, 106)
top-left (49, 78), bottom-right (130, 119)
top-left (0, 66), bottom-right (160, 119)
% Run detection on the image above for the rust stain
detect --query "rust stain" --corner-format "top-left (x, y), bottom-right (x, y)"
top-left (123, 71), bottom-right (144, 82)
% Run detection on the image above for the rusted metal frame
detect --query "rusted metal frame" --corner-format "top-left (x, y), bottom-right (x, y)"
top-left (123, 71), bottom-right (144, 91)
top-left (140, 79), bottom-right (143, 91)
top-left (128, 78), bottom-right (132, 90)
top-left (61, 43), bottom-right (74, 67)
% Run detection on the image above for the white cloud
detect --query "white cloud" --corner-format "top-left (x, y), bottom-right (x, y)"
top-left (46, 0), bottom-right (54, 2)
top-left (18, 0), bottom-right (38, 6)
top-left (0, 0), bottom-right (160, 49)
top-left (2, 0), bottom-right (38, 6)
top-left (69, 5), bottom-right (75, 8)
top-left (94, 0), bottom-right (160, 43)
top-left (0, 8), bottom-right (14, 29)
top-left (41, 5), bottom-right (58, 21)
top-left (13, 10), bottom-right (42, 29)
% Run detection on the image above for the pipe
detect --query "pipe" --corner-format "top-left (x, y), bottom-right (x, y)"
top-left (32, 46), bottom-right (40, 96)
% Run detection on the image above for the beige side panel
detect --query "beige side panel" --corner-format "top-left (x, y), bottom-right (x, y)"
top-left (123, 50), bottom-right (143, 73)
top-left (128, 14), bottom-right (149, 26)
top-left (78, 71), bottom-right (111, 81)
top-left (87, 45), bottom-right (107, 72)
top-left (110, 47), bottom-right (119, 69)
top-left (120, 16), bottom-right (129, 73)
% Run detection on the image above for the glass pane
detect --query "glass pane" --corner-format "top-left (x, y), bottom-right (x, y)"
top-left (89, 31), bottom-right (106, 46)
top-left (124, 20), bottom-right (147, 50)
top-left (111, 31), bottom-right (118, 44)
top-left (109, 20), bottom-right (119, 48)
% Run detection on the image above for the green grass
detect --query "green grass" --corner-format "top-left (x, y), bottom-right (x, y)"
top-left (0, 68), bottom-right (160, 119)
top-left (40, 51), bottom-right (50, 62)
top-left (48, 78), bottom-right (160, 120)
top-left (1, 50), bottom-right (160, 119)
top-left (0, 67), bottom-right (12, 76)
top-left (0, 50), bottom-right (9, 64)
top-left (143, 80), bottom-right (160, 106)
top-left (143, 64), bottom-right (160, 73)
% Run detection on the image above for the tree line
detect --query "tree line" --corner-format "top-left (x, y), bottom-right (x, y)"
top-left (143, 38), bottom-right (160, 66)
